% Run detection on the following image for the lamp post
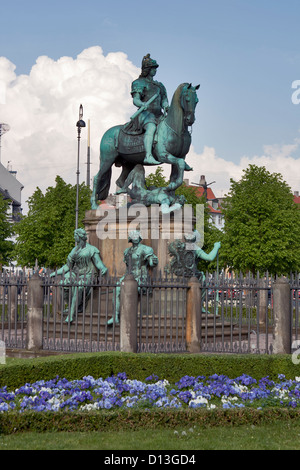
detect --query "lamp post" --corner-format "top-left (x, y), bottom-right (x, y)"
top-left (75, 104), bottom-right (86, 230)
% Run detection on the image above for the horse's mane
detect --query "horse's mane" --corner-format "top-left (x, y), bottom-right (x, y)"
top-left (166, 83), bottom-right (189, 128)
top-left (170, 83), bottom-right (189, 107)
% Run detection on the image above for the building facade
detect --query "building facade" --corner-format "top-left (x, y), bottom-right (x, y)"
top-left (0, 163), bottom-right (23, 222)
top-left (185, 175), bottom-right (225, 231)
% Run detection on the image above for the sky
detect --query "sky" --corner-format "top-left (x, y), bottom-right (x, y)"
top-left (1, 0), bottom-right (300, 212)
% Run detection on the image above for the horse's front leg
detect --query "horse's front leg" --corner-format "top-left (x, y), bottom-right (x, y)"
top-left (159, 154), bottom-right (191, 191)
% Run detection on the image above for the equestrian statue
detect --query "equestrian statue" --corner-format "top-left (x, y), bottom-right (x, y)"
top-left (91, 54), bottom-right (200, 209)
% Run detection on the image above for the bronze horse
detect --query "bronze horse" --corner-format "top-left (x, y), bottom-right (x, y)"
top-left (91, 82), bottom-right (200, 209)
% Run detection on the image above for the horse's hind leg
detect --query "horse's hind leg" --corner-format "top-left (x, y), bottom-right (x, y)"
top-left (115, 163), bottom-right (136, 191)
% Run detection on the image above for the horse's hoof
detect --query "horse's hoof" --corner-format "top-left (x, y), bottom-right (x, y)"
top-left (107, 316), bottom-right (119, 326)
top-left (144, 154), bottom-right (158, 165)
top-left (91, 200), bottom-right (99, 210)
top-left (116, 188), bottom-right (126, 195)
top-left (185, 163), bottom-right (193, 171)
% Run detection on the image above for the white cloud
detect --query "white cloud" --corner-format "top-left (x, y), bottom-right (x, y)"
top-left (180, 142), bottom-right (300, 198)
top-left (0, 46), bottom-right (299, 214)
top-left (0, 46), bottom-right (138, 211)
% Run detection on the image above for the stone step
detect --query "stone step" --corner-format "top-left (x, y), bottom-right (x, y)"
top-left (43, 317), bottom-right (245, 342)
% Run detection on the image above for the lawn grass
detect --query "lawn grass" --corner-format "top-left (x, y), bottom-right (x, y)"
top-left (1, 420), bottom-right (300, 450)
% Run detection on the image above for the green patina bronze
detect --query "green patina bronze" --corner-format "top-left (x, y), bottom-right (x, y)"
top-left (50, 228), bottom-right (108, 323)
top-left (166, 231), bottom-right (221, 312)
top-left (116, 164), bottom-right (186, 213)
top-left (166, 232), bottom-right (221, 279)
top-left (107, 230), bottom-right (158, 325)
top-left (91, 54), bottom-right (200, 209)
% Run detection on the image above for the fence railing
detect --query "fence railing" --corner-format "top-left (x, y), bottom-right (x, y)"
top-left (0, 271), bottom-right (27, 349)
top-left (199, 271), bottom-right (274, 354)
top-left (0, 270), bottom-right (298, 355)
top-left (42, 273), bottom-right (119, 353)
top-left (290, 272), bottom-right (300, 347)
top-left (136, 274), bottom-right (188, 353)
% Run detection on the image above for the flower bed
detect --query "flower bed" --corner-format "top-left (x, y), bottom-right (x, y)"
top-left (1, 373), bottom-right (300, 413)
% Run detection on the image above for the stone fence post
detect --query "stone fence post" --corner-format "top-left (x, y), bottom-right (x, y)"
top-left (26, 273), bottom-right (44, 351)
top-left (9, 283), bottom-right (18, 325)
top-left (258, 277), bottom-right (268, 327)
top-left (186, 277), bottom-right (201, 353)
top-left (273, 276), bottom-right (291, 354)
top-left (120, 274), bottom-right (138, 353)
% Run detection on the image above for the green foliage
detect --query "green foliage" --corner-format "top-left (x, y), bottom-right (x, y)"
top-left (1, 408), bottom-right (300, 435)
top-left (0, 193), bottom-right (14, 267)
top-left (145, 166), bottom-right (168, 189)
top-left (220, 165), bottom-right (300, 275)
top-left (13, 176), bottom-right (91, 268)
top-left (2, 352), bottom-right (300, 389)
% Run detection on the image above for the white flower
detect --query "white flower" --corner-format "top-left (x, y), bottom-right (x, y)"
top-left (189, 396), bottom-right (208, 408)
top-left (208, 404), bottom-right (216, 410)
top-left (155, 379), bottom-right (169, 388)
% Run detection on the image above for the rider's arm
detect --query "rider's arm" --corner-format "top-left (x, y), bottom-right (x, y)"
top-left (132, 92), bottom-right (145, 109)
top-left (131, 80), bottom-right (145, 109)
top-left (160, 83), bottom-right (169, 111)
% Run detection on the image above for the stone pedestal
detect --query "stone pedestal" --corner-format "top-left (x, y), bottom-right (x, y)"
top-left (84, 206), bottom-right (195, 276)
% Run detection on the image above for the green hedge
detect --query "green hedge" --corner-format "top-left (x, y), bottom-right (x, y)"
top-left (1, 352), bottom-right (300, 389)
top-left (1, 408), bottom-right (300, 435)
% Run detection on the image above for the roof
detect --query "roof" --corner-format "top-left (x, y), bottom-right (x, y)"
top-left (208, 205), bottom-right (222, 214)
top-left (294, 195), bottom-right (300, 205)
top-left (189, 185), bottom-right (217, 200)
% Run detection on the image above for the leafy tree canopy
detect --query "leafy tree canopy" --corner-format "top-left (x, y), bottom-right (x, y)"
top-left (220, 165), bottom-right (300, 275)
top-left (13, 176), bottom-right (91, 268)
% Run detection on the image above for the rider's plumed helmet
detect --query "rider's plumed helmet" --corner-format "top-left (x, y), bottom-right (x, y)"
top-left (141, 54), bottom-right (159, 76)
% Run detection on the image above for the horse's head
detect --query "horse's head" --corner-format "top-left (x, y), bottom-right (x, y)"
top-left (181, 83), bottom-right (200, 127)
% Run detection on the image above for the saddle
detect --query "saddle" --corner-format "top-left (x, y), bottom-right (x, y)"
top-left (117, 116), bottom-right (161, 156)
top-left (117, 125), bottom-right (145, 155)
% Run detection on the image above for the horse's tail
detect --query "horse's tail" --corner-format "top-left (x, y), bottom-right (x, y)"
top-left (95, 167), bottom-right (112, 201)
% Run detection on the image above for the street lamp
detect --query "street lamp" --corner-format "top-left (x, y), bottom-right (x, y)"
top-left (75, 104), bottom-right (86, 230)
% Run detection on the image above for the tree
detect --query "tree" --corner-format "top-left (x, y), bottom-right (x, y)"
top-left (220, 165), bottom-right (300, 275)
top-left (13, 176), bottom-right (91, 268)
top-left (0, 194), bottom-right (14, 268)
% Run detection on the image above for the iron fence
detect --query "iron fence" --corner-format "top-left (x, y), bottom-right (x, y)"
top-left (1, 269), bottom-right (299, 355)
top-left (42, 272), bottom-right (119, 353)
top-left (199, 271), bottom-right (274, 354)
top-left (137, 274), bottom-right (188, 353)
top-left (290, 272), bottom-right (300, 345)
top-left (0, 271), bottom-right (27, 349)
